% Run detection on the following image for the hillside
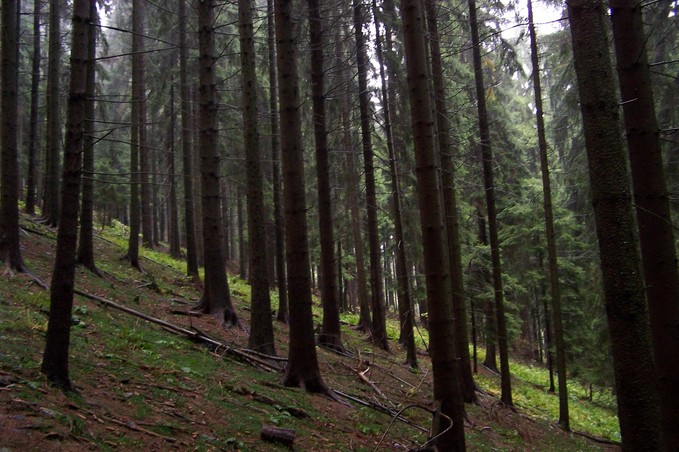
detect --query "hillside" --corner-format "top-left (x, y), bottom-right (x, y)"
top-left (0, 218), bottom-right (621, 451)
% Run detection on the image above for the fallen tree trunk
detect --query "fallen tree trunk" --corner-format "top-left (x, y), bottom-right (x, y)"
top-left (261, 425), bottom-right (295, 448)
top-left (73, 288), bottom-right (281, 372)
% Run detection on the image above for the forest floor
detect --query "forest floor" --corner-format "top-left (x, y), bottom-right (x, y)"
top-left (0, 217), bottom-right (621, 451)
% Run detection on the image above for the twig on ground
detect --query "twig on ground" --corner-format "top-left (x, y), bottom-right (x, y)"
top-left (333, 390), bottom-right (428, 433)
top-left (571, 429), bottom-right (622, 446)
top-left (373, 404), bottom-right (435, 452)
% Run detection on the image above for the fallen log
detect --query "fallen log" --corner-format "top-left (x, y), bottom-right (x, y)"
top-left (261, 425), bottom-right (295, 449)
top-left (73, 289), bottom-right (281, 372)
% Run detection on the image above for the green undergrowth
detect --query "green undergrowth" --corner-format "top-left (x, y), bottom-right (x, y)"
top-left (474, 349), bottom-right (619, 441)
top-left (0, 217), bottom-right (619, 450)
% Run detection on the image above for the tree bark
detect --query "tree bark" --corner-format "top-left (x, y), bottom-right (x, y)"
top-left (43, 0), bottom-right (62, 227)
top-left (424, 0), bottom-right (476, 402)
top-left (179, 0), bottom-right (199, 280)
top-left (41, 0), bottom-right (91, 391)
top-left (25, 0), bottom-right (41, 215)
top-left (309, 0), bottom-right (343, 352)
top-left (475, 203), bottom-right (498, 372)
top-left (77, 0), bottom-right (100, 275)
top-left (168, 77), bottom-right (182, 259)
top-left (400, 0), bottom-right (466, 448)
top-left (275, 0), bottom-right (328, 393)
top-left (268, 0), bottom-right (288, 324)
top-left (135, 0), bottom-right (153, 249)
top-left (353, 0), bottom-right (388, 350)
top-left (468, 0), bottom-right (512, 406)
top-left (193, 0), bottom-right (238, 326)
top-left (126, 0), bottom-right (142, 269)
top-left (0, 0), bottom-right (26, 271)
top-left (567, 0), bottom-right (664, 449)
top-left (237, 190), bottom-right (247, 280)
top-left (609, 0), bottom-right (679, 446)
top-left (239, 0), bottom-right (276, 355)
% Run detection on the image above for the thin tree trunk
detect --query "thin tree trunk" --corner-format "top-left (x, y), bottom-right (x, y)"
top-left (476, 203), bottom-right (498, 372)
top-left (373, 0), bottom-right (416, 368)
top-left (135, 0), bottom-right (153, 249)
top-left (239, 0), bottom-right (275, 354)
top-left (541, 288), bottom-right (555, 392)
top-left (275, 0), bottom-right (329, 393)
top-left (237, 190), bottom-right (246, 280)
top-left (470, 294), bottom-right (478, 374)
top-left (609, 1), bottom-right (679, 445)
top-left (227, 194), bottom-right (234, 260)
top-left (468, 0), bottom-right (512, 407)
top-left (338, 240), bottom-right (345, 312)
top-left (152, 144), bottom-right (160, 246)
top-left (268, 0), bottom-right (288, 324)
top-left (43, 0), bottom-right (62, 227)
top-left (77, 0), bottom-right (100, 275)
top-left (400, 0), bottom-right (466, 447)
top-left (126, 0), bottom-right (142, 269)
top-left (25, 0), bottom-right (41, 215)
top-left (527, 0), bottom-right (568, 428)
top-left (354, 0), bottom-right (388, 350)
top-left (192, 89), bottom-right (204, 267)
top-left (41, 0), bottom-right (91, 390)
top-left (337, 33), bottom-right (371, 333)
top-left (168, 78), bottom-right (182, 259)
top-left (193, 0), bottom-right (238, 327)
top-left (425, 0), bottom-right (476, 403)
top-left (567, 0), bottom-right (664, 448)
top-left (179, 0), bottom-right (199, 280)
top-left (309, 0), bottom-right (343, 352)
top-left (0, 0), bottom-right (26, 271)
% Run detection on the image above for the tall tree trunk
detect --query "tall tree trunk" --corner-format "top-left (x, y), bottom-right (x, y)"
top-left (609, 0), bottom-right (679, 445)
top-left (268, 0), bottom-right (288, 324)
top-left (237, 190), bottom-right (247, 280)
top-left (135, 0), bottom-right (153, 249)
top-left (77, 0), bottom-right (100, 275)
top-left (354, 0), bottom-right (388, 350)
top-left (275, 0), bottom-right (329, 393)
top-left (151, 144), bottom-right (160, 246)
top-left (337, 32), bottom-right (371, 333)
top-left (25, 0), bottom-right (41, 215)
top-left (179, 0), bottom-right (199, 280)
top-left (527, 0), bottom-right (568, 429)
top-left (468, 0), bottom-right (512, 406)
top-left (567, 0), bottom-right (664, 449)
top-left (193, 0), bottom-right (238, 327)
top-left (41, 0), bottom-right (91, 391)
top-left (373, 0), bottom-right (416, 368)
top-left (168, 78), bottom-right (182, 259)
top-left (309, 0), bottom-right (343, 352)
top-left (425, 0), bottom-right (476, 403)
top-left (476, 203), bottom-right (498, 372)
top-left (192, 90), bottom-right (204, 267)
top-left (126, 0), bottom-right (142, 269)
top-left (239, 0), bottom-right (275, 354)
top-left (400, 0), bottom-right (466, 448)
top-left (1, 0), bottom-right (26, 271)
top-left (221, 181), bottom-right (231, 260)
top-left (43, 0), bottom-right (62, 227)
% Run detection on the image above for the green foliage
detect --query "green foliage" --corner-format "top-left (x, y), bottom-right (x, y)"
top-left (475, 347), bottom-right (620, 441)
